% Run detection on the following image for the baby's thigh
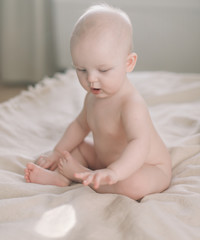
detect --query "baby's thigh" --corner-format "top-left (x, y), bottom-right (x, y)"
top-left (117, 164), bottom-right (171, 200)
top-left (72, 141), bottom-right (100, 170)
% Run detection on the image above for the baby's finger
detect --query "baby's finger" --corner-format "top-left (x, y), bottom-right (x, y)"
top-left (74, 172), bottom-right (91, 180)
top-left (42, 159), bottom-right (52, 169)
top-left (107, 176), bottom-right (114, 185)
top-left (36, 157), bottom-right (46, 166)
top-left (50, 161), bottom-right (58, 171)
top-left (83, 174), bottom-right (94, 186)
top-left (93, 173), bottom-right (101, 189)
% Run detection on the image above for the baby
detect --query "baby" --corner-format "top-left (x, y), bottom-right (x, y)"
top-left (24, 4), bottom-right (171, 200)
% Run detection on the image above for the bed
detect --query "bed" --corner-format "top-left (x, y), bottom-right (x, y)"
top-left (0, 70), bottom-right (200, 239)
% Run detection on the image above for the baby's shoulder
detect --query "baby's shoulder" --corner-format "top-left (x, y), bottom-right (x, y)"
top-left (122, 89), bottom-right (146, 109)
top-left (121, 89), bottom-right (149, 122)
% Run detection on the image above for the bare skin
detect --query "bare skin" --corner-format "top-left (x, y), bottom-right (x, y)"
top-left (24, 162), bottom-right (71, 187)
top-left (24, 5), bottom-right (172, 200)
top-left (58, 151), bottom-right (116, 189)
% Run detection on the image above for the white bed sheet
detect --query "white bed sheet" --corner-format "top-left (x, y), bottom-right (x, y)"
top-left (0, 70), bottom-right (200, 239)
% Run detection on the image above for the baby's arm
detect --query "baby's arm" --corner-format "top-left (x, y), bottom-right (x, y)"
top-left (37, 95), bottom-right (90, 169)
top-left (108, 99), bottom-right (151, 181)
top-left (54, 114), bottom-right (89, 155)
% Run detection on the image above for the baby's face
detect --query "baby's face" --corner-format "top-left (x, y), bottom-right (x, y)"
top-left (71, 32), bottom-right (130, 98)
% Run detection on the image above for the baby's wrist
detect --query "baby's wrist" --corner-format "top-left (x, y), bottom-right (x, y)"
top-left (53, 147), bottom-right (63, 157)
top-left (107, 166), bottom-right (120, 183)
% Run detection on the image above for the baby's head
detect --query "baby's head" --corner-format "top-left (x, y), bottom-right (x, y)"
top-left (70, 5), bottom-right (137, 98)
top-left (70, 5), bottom-right (136, 69)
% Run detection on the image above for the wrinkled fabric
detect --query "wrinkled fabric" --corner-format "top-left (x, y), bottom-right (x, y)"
top-left (0, 70), bottom-right (199, 240)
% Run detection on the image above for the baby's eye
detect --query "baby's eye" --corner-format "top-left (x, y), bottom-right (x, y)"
top-left (99, 68), bottom-right (111, 73)
top-left (77, 69), bottom-right (86, 72)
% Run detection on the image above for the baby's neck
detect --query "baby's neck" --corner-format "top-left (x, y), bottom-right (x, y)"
top-left (111, 77), bottom-right (133, 99)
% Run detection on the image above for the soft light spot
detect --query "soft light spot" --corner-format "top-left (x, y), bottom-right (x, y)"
top-left (35, 205), bottom-right (76, 238)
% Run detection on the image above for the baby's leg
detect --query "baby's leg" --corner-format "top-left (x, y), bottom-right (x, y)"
top-left (24, 141), bottom-right (97, 186)
top-left (58, 151), bottom-right (91, 182)
top-left (95, 164), bottom-right (171, 200)
top-left (24, 163), bottom-right (71, 187)
top-left (58, 141), bottom-right (99, 182)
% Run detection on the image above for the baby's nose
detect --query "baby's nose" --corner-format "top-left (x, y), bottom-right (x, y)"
top-left (87, 72), bottom-right (98, 83)
top-left (90, 82), bottom-right (101, 89)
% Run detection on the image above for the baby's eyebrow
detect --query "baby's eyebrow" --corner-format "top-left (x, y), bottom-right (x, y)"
top-left (71, 63), bottom-right (114, 70)
top-left (71, 64), bottom-right (84, 69)
top-left (97, 64), bottom-right (111, 68)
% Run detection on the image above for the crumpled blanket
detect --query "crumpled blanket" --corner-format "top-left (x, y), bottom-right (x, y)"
top-left (0, 70), bottom-right (199, 239)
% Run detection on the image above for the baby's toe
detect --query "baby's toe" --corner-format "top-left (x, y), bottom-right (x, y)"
top-left (24, 172), bottom-right (30, 182)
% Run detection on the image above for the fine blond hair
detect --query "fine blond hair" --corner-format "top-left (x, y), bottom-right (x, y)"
top-left (70, 4), bottom-right (133, 54)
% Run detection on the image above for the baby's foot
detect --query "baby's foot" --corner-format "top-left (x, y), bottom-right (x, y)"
top-left (36, 150), bottom-right (61, 170)
top-left (24, 163), bottom-right (71, 187)
top-left (58, 151), bottom-right (90, 181)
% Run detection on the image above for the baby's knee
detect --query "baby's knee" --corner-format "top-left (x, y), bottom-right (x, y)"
top-left (129, 182), bottom-right (149, 200)
top-left (117, 181), bottom-right (148, 200)
top-left (126, 175), bottom-right (170, 200)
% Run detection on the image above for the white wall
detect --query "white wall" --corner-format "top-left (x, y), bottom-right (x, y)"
top-left (0, 0), bottom-right (56, 84)
top-left (52, 0), bottom-right (200, 73)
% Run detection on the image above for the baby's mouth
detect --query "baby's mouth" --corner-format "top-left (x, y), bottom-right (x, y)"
top-left (91, 87), bottom-right (101, 94)
top-left (90, 82), bottom-right (101, 94)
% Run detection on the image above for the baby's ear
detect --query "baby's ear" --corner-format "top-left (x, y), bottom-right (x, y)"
top-left (126, 52), bottom-right (137, 72)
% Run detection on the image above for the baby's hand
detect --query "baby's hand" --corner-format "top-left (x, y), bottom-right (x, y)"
top-left (36, 150), bottom-right (62, 170)
top-left (74, 168), bottom-right (118, 189)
